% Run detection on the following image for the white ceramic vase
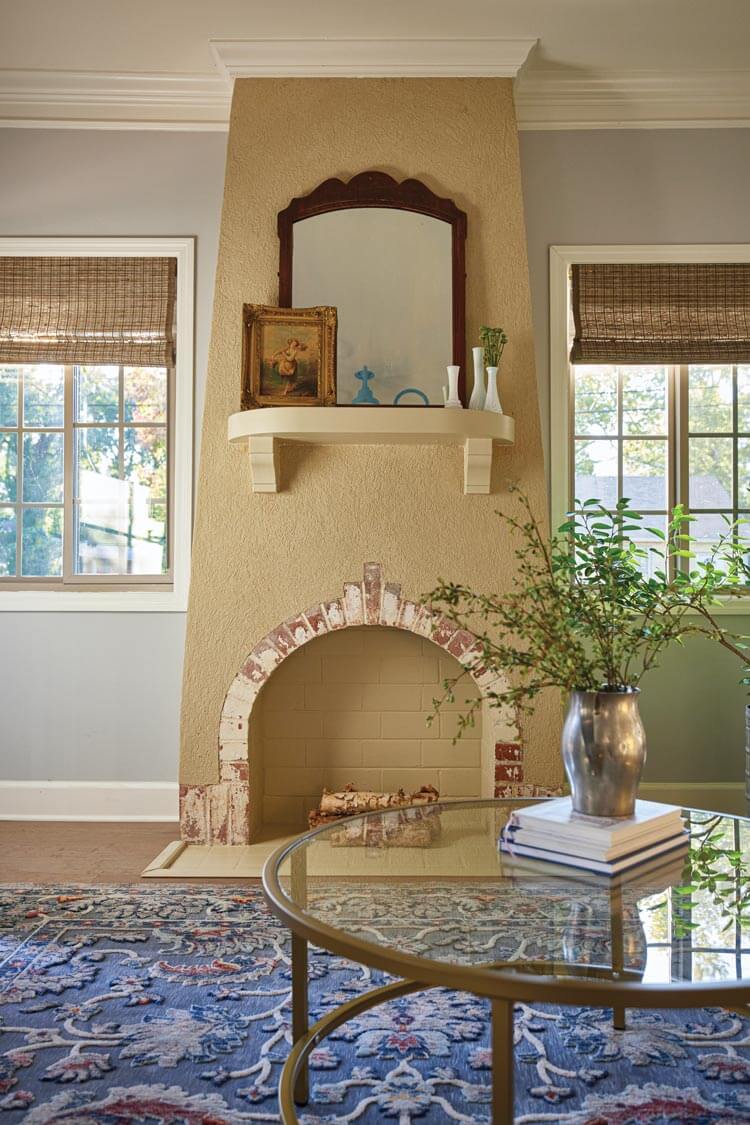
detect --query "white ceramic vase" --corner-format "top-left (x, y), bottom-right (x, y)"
top-left (484, 366), bottom-right (503, 413)
top-left (442, 365), bottom-right (463, 408)
top-left (469, 346), bottom-right (486, 410)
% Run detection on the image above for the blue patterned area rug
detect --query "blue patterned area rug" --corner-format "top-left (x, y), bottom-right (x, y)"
top-left (1, 884), bottom-right (750, 1123)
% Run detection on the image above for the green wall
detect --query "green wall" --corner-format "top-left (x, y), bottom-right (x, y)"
top-left (638, 615), bottom-right (748, 784)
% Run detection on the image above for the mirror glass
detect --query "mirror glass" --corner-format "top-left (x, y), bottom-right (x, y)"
top-left (292, 208), bottom-right (452, 406)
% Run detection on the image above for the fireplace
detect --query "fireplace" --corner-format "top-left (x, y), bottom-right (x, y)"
top-left (178, 78), bottom-right (563, 844)
top-left (180, 564), bottom-right (553, 845)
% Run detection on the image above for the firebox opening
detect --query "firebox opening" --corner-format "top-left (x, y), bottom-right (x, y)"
top-left (252, 625), bottom-right (489, 836)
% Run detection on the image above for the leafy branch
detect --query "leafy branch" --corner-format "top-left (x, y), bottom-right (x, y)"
top-left (426, 488), bottom-right (730, 730)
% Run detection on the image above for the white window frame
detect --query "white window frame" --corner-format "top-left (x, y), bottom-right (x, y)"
top-left (550, 244), bottom-right (750, 615)
top-left (0, 236), bottom-right (194, 613)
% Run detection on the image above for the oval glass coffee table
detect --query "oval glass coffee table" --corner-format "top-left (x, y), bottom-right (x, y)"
top-left (262, 798), bottom-right (750, 1123)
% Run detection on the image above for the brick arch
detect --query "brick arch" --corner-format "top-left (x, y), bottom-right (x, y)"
top-left (180, 563), bottom-right (536, 844)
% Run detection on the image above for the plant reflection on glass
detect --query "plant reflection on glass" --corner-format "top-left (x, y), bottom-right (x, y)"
top-left (651, 814), bottom-right (750, 939)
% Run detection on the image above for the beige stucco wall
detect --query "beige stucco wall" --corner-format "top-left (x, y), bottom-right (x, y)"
top-left (180, 77), bottom-right (561, 788)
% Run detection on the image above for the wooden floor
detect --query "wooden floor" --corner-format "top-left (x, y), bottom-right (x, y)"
top-left (0, 821), bottom-right (250, 883)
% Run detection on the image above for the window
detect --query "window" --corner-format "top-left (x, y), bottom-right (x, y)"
top-left (571, 362), bottom-right (750, 571)
top-left (0, 364), bottom-right (168, 581)
top-left (573, 364), bottom-right (671, 575)
top-left (0, 239), bottom-right (193, 611)
top-left (550, 247), bottom-right (750, 589)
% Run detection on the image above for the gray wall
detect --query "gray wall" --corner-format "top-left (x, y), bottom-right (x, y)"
top-left (1, 126), bottom-right (748, 785)
top-left (0, 128), bottom-right (227, 781)
top-left (520, 128), bottom-right (750, 784)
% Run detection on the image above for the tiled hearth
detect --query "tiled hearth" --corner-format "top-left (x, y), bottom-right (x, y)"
top-left (179, 564), bottom-right (553, 848)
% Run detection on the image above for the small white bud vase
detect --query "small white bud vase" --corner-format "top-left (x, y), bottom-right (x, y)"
top-left (469, 347), bottom-right (486, 410)
top-left (484, 365), bottom-right (503, 413)
top-left (442, 365), bottom-right (463, 408)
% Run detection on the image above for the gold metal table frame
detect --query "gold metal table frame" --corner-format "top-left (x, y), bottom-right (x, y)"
top-left (261, 798), bottom-right (750, 1124)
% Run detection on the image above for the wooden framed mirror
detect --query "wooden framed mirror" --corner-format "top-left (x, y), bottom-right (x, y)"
top-left (278, 171), bottom-right (467, 405)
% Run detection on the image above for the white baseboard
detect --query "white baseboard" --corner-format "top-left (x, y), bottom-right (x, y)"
top-left (0, 781), bottom-right (179, 822)
top-left (0, 779), bottom-right (743, 824)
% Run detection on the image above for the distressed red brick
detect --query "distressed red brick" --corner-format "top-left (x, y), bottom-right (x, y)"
top-left (495, 742), bottom-right (523, 763)
top-left (267, 625), bottom-right (297, 657)
top-left (322, 598), bottom-right (346, 630)
top-left (285, 614), bottom-right (314, 647)
top-left (343, 581), bottom-right (364, 625)
top-left (303, 605), bottom-right (329, 637)
top-left (495, 762), bottom-right (524, 783)
top-left (363, 562), bottom-right (383, 624)
top-left (446, 628), bottom-right (477, 659)
top-left (240, 657), bottom-right (269, 687)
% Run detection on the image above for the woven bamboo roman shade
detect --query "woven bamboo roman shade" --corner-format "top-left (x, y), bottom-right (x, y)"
top-left (0, 256), bottom-right (177, 366)
top-left (570, 262), bottom-right (750, 364)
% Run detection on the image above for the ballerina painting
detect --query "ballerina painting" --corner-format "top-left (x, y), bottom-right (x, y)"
top-left (270, 336), bottom-right (309, 395)
top-left (242, 304), bottom-right (337, 408)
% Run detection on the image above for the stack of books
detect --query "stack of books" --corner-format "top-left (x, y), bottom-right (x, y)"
top-left (499, 797), bottom-right (687, 876)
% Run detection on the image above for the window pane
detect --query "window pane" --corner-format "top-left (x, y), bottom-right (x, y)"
top-left (738, 366), bottom-right (750, 432)
top-left (622, 439), bottom-right (667, 509)
top-left (574, 438), bottom-right (618, 507)
top-left (21, 507), bottom-right (62, 577)
top-left (124, 367), bottom-right (167, 423)
top-left (77, 504), bottom-right (166, 576)
top-left (22, 365), bottom-right (64, 428)
top-left (23, 431), bottom-right (63, 503)
top-left (622, 366), bottom-right (668, 435)
top-left (124, 427), bottom-right (166, 497)
top-left (688, 364), bottom-right (733, 433)
top-left (0, 508), bottom-right (16, 575)
top-left (690, 513), bottom-right (733, 568)
top-left (75, 365), bottom-right (119, 423)
top-left (0, 433), bottom-right (17, 502)
top-left (689, 436), bottom-right (733, 509)
top-left (631, 516), bottom-right (669, 578)
top-left (74, 427), bottom-right (167, 576)
top-left (0, 367), bottom-right (19, 427)
top-left (76, 508), bottom-right (126, 575)
top-left (75, 427), bottom-right (119, 501)
top-left (738, 437), bottom-right (750, 509)
top-left (574, 366), bottom-right (617, 436)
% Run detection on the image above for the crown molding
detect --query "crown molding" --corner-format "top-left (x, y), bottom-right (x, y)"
top-left (209, 37), bottom-right (538, 79)
top-left (1, 59), bottom-right (749, 131)
top-left (515, 68), bottom-right (750, 130)
top-left (0, 68), bottom-right (231, 130)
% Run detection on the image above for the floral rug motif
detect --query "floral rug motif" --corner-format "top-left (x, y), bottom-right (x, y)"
top-left (0, 884), bottom-right (749, 1122)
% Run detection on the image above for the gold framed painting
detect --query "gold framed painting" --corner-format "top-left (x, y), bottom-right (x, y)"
top-left (242, 304), bottom-right (337, 409)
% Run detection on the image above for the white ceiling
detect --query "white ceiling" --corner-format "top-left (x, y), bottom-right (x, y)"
top-left (1, 0), bottom-right (750, 129)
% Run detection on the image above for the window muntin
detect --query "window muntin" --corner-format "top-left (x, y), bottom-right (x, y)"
top-left (0, 363), bottom-right (170, 584)
top-left (572, 364), bottom-right (672, 576)
top-left (571, 363), bottom-right (750, 571)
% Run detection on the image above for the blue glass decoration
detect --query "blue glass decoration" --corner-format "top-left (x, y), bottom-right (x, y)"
top-left (352, 366), bottom-right (380, 405)
top-left (393, 387), bottom-right (430, 406)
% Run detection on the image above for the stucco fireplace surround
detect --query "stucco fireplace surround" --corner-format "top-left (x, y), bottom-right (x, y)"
top-left (178, 77), bottom-right (563, 849)
top-left (180, 562), bottom-right (554, 846)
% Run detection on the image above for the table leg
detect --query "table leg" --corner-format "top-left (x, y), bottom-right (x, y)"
top-left (610, 884), bottom-right (626, 1030)
top-left (291, 932), bottom-right (309, 1105)
top-left (491, 999), bottom-right (514, 1124)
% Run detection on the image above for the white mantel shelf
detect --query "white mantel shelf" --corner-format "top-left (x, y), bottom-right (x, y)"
top-left (228, 406), bottom-right (515, 494)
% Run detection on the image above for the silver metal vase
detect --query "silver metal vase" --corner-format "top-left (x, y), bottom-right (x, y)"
top-left (561, 688), bottom-right (647, 818)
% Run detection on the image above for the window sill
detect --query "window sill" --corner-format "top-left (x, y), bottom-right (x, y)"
top-left (0, 587), bottom-right (187, 612)
top-left (697, 596), bottom-right (750, 617)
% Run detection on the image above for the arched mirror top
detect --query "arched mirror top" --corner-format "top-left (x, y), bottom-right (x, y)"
top-left (277, 171), bottom-right (467, 404)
